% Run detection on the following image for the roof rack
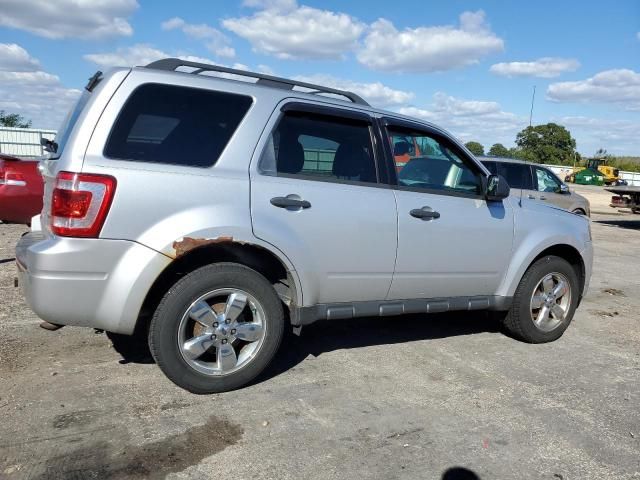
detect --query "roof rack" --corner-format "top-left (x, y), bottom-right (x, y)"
top-left (144, 58), bottom-right (370, 106)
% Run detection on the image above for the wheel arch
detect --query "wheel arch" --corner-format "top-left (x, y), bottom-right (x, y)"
top-left (530, 244), bottom-right (585, 294)
top-left (499, 240), bottom-right (586, 299)
top-left (135, 240), bottom-right (301, 336)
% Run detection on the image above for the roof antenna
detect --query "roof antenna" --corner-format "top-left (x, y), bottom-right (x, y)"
top-left (529, 85), bottom-right (536, 127)
top-left (521, 84), bottom-right (537, 207)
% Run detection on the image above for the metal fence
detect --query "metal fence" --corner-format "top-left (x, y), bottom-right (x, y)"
top-left (0, 127), bottom-right (56, 159)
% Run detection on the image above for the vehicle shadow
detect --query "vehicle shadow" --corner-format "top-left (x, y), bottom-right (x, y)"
top-left (107, 311), bottom-right (502, 377)
top-left (594, 219), bottom-right (640, 230)
top-left (256, 310), bottom-right (501, 386)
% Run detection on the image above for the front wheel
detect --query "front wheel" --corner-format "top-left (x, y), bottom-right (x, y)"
top-left (502, 255), bottom-right (579, 343)
top-left (149, 263), bottom-right (284, 394)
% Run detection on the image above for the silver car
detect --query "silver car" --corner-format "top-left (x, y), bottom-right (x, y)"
top-left (16, 59), bottom-right (593, 393)
top-left (480, 157), bottom-right (591, 216)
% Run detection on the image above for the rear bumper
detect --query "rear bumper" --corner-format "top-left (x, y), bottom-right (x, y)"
top-left (16, 232), bottom-right (171, 334)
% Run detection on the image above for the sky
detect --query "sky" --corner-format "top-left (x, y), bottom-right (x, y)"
top-left (0, 0), bottom-right (638, 156)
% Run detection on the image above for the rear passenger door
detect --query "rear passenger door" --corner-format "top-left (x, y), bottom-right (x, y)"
top-left (250, 103), bottom-right (397, 306)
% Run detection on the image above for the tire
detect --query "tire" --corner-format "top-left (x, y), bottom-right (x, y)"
top-left (502, 255), bottom-right (579, 343)
top-left (572, 208), bottom-right (586, 216)
top-left (149, 263), bottom-right (284, 394)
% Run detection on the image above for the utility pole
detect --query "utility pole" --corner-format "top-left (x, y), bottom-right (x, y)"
top-left (529, 85), bottom-right (536, 127)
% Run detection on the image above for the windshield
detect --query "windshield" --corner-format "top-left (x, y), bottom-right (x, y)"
top-left (49, 89), bottom-right (91, 159)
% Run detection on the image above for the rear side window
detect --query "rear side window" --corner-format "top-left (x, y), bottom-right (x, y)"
top-left (104, 84), bottom-right (252, 167)
top-left (260, 111), bottom-right (378, 184)
top-left (496, 162), bottom-right (533, 190)
top-left (481, 161), bottom-right (498, 174)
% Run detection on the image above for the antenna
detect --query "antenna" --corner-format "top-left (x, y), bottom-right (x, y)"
top-left (529, 85), bottom-right (536, 127)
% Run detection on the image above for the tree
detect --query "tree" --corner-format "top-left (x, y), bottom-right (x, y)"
top-left (464, 141), bottom-right (484, 156)
top-left (515, 123), bottom-right (576, 165)
top-left (0, 110), bottom-right (31, 128)
top-left (488, 143), bottom-right (509, 157)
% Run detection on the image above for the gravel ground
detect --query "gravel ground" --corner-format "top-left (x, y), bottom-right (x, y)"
top-left (0, 187), bottom-right (638, 480)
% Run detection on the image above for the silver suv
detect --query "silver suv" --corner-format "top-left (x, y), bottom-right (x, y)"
top-left (16, 59), bottom-right (593, 393)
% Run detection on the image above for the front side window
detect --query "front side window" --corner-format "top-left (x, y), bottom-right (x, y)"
top-left (260, 111), bottom-right (378, 184)
top-left (535, 167), bottom-right (561, 193)
top-left (389, 127), bottom-right (482, 195)
top-left (104, 83), bottom-right (252, 167)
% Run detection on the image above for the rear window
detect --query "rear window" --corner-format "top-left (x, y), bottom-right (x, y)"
top-left (104, 84), bottom-right (252, 167)
top-left (51, 89), bottom-right (91, 159)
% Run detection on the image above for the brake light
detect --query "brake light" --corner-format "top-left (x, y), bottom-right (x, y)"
top-left (50, 171), bottom-right (116, 237)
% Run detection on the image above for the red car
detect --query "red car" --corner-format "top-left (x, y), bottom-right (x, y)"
top-left (0, 153), bottom-right (44, 224)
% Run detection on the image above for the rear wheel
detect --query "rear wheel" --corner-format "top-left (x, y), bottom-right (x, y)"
top-left (503, 255), bottom-right (579, 343)
top-left (149, 263), bottom-right (284, 393)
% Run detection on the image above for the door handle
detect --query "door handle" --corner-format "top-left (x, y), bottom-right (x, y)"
top-left (270, 196), bottom-right (311, 209)
top-left (528, 194), bottom-right (536, 199)
top-left (410, 206), bottom-right (440, 220)
top-left (539, 195), bottom-right (547, 200)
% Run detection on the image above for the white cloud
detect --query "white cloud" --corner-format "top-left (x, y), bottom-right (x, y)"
top-left (0, 46), bottom-right (80, 130)
top-left (398, 92), bottom-right (523, 146)
top-left (357, 11), bottom-right (503, 73)
top-left (490, 57), bottom-right (580, 78)
top-left (0, 0), bottom-right (138, 40)
top-left (555, 116), bottom-right (640, 156)
top-left (84, 44), bottom-right (219, 68)
top-left (547, 69), bottom-right (640, 110)
top-left (0, 43), bottom-right (40, 72)
top-left (161, 17), bottom-right (235, 59)
top-left (223, 1), bottom-right (365, 59)
top-left (294, 74), bottom-right (414, 107)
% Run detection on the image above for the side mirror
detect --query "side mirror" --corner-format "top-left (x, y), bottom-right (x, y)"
top-left (560, 183), bottom-right (570, 194)
top-left (485, 174), bottom-right (510, 201)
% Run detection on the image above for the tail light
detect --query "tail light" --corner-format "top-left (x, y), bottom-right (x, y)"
top-left (50, 171), bottom-right (116, 238)
top-left (0, 165), bottom-right (25, 186)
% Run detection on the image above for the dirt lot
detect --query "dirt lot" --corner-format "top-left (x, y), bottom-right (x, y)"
top-left (0, 186), bottom-right (639, 480)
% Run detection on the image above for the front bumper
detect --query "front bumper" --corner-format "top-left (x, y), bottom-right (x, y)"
top-left (16, 232), bottom-right (171, 334)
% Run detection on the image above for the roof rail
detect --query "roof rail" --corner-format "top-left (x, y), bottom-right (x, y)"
top-left (144, 58), bottom-right (370, 106)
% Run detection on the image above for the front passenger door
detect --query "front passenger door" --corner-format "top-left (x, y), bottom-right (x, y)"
top-left (386, 121), bottom-right (514, 299)
top-left (533, 166), bottom-right (573, 211)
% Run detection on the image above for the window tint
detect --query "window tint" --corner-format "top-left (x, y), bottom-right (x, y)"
top-left (105, 84), bottom-right (252, 167)
top-left (496, 162), bottom-right (533, 190)
top-left (390, 128), bottom-right (481, 195)
top-left (481, 161), bottom-right (498, 175)
top-left (535, 167), bottom-right (561, 193)
top-left (260, 112), bottom-right (377, 184)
